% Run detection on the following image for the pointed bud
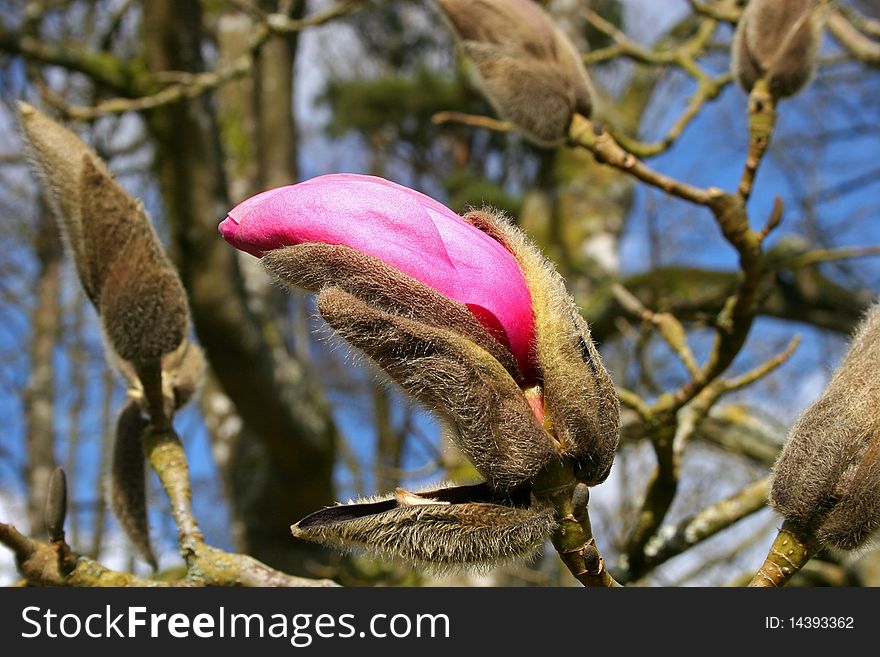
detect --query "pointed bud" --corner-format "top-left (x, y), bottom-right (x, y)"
top-left (17, 102), bottom-right (110, 296)
top-left (291, 483), bottom-right (555, 568)
top-left (19, 103), bottom-right (196, 421)
top-left (731, 0), bottom-right (823, 99)
top-left (110, 399), bottom-right (157, 570)
top-left (44, 467), bottom-right (68, 543)
top-left (435, 0), bottom-right (594, 146)
top-left (79, 156), bottom-right (189, 364)
top-left (770, 302), bottom-right (880, 550)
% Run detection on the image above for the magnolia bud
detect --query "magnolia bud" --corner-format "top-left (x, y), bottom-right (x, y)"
top-left (79, 156), bottom-right (189, 364)
top-left (222, 175), bottom-right (620, 568)
top-left (731, 0), bottom-right (823, 99)
top-left (110, 399), bottom-right (157, 570)
top-left (221, 175), bottom-right (620, 492)
top-left (435, 0), bottom-right (595, 145)
top-left (770, 301), bottom-right (880, 550)
top-left (19, 104), bottom-right (197, 421)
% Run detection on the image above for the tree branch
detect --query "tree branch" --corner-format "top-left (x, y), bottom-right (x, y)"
top-left (0, 23), bottom-right (137, 94)
top-left (827, 10), bottom-right (880, 66)
top-left (626, 476), bottom-right (769, 581)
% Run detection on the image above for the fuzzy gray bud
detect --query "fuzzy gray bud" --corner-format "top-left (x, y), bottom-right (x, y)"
top-left (110, 399), bottom-right (157, 569)
top-left (435, 0), bottom-right (595, 145)
top-left (770, 301), bottom-right (880, 550)
top-left (18, 103), bottom-right (191, 368)
top-left (731, 0), bottom-right (823, 99)
top-left (79, 156), bottom-right (189, 364)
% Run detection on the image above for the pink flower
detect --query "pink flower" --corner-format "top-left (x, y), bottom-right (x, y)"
top-left (219, 173), bottom-right (536, 380)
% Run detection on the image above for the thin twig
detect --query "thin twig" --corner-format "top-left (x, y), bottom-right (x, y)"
top-left (629, 476), bottom-right (769, 579)
top-left (31, 1), bottom-right (364, 120)
top-left (827, 10), bottom-right (880, 66)
top-left (568, 114), bottom-right (714, 206)
top-left (610, 74), bottom-right (732, 158)
top-left (432, 111), bottom-right (512, 133)
top-left (612, 283), bottom-right (701, 378)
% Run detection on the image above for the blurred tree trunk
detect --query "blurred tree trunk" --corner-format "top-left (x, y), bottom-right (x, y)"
top-left (141, 0), bottom-right (335, 574)
top-left (373, 387), bottom-right (403, 492)
top-left (24, 206), bottom-right (61, 538)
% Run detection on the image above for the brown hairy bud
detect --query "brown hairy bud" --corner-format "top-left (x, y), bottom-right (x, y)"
top-left (317, 287), bottom-right (557, 490)
top-left (262, 243), bottom-right (521, 380)
top-left (18, 103), bottom-right (190, 366)
top-left (291, 482), bottom-right (555, 569)
top-left (731, 0), bottom-right (823, 99)
top-left (80, 157), bottom-right (189, 364)
top-left (464, 210), bottom-right (620, 485)
top-left (435, 0), bottom-right (595, 146)
top-left (44, 467), bottom-right (68, 543)
top-left (770, 302), bottom-right (880, 550)
top-left (110, 399), bottom-right (158, 570)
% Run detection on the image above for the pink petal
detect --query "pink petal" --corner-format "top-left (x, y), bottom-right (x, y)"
top-left (220, 173), bottom-right (536, 380)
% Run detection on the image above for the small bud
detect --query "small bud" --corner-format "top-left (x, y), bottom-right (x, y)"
top-left (44, 467), bottom-right (68, 543)
top-left (291, 482), bottom-right (555, 568)
top-left (110, 399), bottom-right (157, 570)
top-left (770, 301), bottom-right (880, 550)
top-left (731, 0), bottom-right (823, 99)
top-left (435, 0), bottom-right (595, 145)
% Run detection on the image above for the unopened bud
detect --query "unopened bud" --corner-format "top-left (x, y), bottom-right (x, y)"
top-left (110, 400), bottom-right (157, 569)
top-left (435, 0), bottom-right (595, 145)
top-left (770, 301), bottom-right (880, 550)
top-left (19, 104), bottom-right (197, 420)
top-left (731, 0), bottom-right (823, 99)
top-left (44, 467), bottom-right (68, 543)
